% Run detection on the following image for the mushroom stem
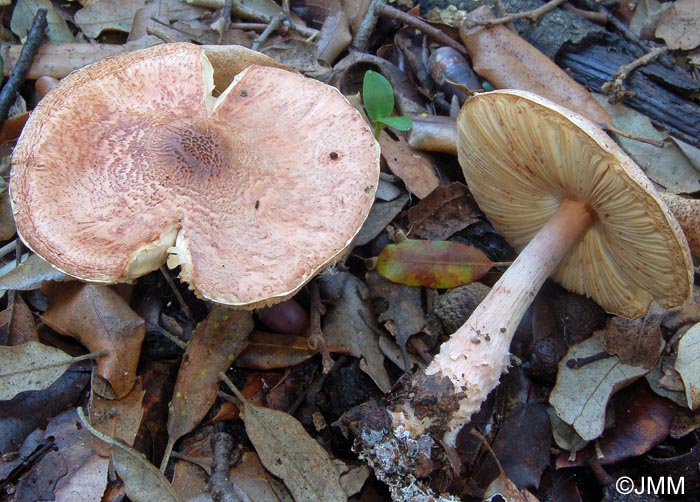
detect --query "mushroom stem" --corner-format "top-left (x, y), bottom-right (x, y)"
top-left (427, 197), bottom-right (595, 444)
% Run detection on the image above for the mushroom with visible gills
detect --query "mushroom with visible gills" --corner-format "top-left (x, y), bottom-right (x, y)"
top-left (10, 43), bottom-right (381, 309)
top-left (396, 89), bottom-right (693, 447)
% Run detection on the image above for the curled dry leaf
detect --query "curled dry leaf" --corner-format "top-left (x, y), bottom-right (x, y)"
top-left (461, 5), bottom-right (611, 126)
top-left (556, 383), bottom-right (674, 468)
top-left (42, 283), bottom-right (145, 399)
top-left (0, 293), bottom-right (39, 346)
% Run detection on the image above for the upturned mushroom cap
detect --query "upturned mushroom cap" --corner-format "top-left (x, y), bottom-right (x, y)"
top-left (457, 89), bottom-right (692, 318)
top-left (10, 43), bottom-right (380, 308)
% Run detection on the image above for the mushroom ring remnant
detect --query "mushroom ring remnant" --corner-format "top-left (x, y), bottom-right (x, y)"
top-left (10, 43), bottom-right (380, 308)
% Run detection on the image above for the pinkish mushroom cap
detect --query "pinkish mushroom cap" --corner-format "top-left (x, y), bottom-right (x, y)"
top-left (10, 43), bottom-right (380, 308)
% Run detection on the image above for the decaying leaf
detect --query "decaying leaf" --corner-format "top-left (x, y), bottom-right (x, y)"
top-left (322, 272), bottom-right (392, 393)
top-left (593, 94), bottom-right (699, 193)
top-left (230, 385), bottom-right (346, 502)
top-left (230, 451), bottom-right (294, 502)
top-left (0, 341), bottom-right (104, 400)
top-left (603, 303), bottom-right (665, 369)
top-left (0, 363), bottom-right (90, 455)
top-left (549, 332), bottom-right (648, 441)
top-left (42, 283), bottom-right (145, 399)
top-left (235, 330), bottom-right (318, 370)
top-left (74, 0), bottom-right (146, 38)
top-left (655, 0), bottom-right (700, 50)
top-left (88, 379), bottom-right (146, 456)
top-left (78, 408), bottom-right (182, 502)
top-left (407, 182), bottom-right (480, 240)
top-left (365, 271), bottom-right (424, 367)
top-left (0, 253), bottom-right (72, 293)
top-left (491, 402), bottom-right (551, 490)
top-left (0, 293), bottom-right (39, 346)
top-left (354, 191), bottom-right (410, 246)
top-left (675, 322), bottom-right (700, 409)
top-left (378, 129), bottom-right (441, 199)
top-left (10, 0), bottom-right (75, 42)
top-left (376, 239), bottom-right (504, 289)
top-left (556, 383), bottom-right (674, 468)
top-left (165, 306), bottom-right (252, 463)
top-left (12, 409), bottom-right (109, 502)
top-left (0, 191), bottom-right (16, 241)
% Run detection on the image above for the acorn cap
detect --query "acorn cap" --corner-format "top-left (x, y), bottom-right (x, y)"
top-left (457, 89), bottom-right (692, 318)
top-left (11, 43), bottom-right (380, 308)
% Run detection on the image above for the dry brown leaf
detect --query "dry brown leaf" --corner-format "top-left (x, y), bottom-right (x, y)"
top-left (461, 5), bottom-right (611, 126)
top-left (234, 392), bottom-right (345, 502)
top-left (354, 191), bottom-right (410, 246)
top-left (165, 307), bottom-right (252, 460)
top-left (230, 451), bottom-right (295, 501)
top-left (0, 253), bottom-right (72, 293)
top-left (323, 272), bottom-right (392, 393)
top-left (0, 341), bottom-right (98, 400)
top-left (656, 0), bottom-right (700, 50)
top-left (407, 182), bottom-right (480, 240)
top-left (74, 0), bottom-right (146, 38)
top-left (42, 283), bottom-right (145, 399)
top-left (0, 363), bottom-right (90, 455)
top-left (378, 129), bottom-right (441, 199)
top-left (13, 409), bottom-right (109, 502)
top-left (0, 190), bottom-right (16, 241)
top-left (88, 379), bottom-right (146, 457)
top-left (317, 10), bottom-right (352, 65)
top-left (603, 303), bottom-right (666, 369)
top-left (235, 330), bottom-right (318, 370)
top-left (0, 294), bottom-right (39, 345)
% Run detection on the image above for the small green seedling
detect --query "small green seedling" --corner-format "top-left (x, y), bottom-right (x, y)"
top-left (362, 70), bottom-right (413, 138)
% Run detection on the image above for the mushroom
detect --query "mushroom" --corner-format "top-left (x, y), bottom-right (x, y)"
top-left (10, 43), bottom-right (380, 308)
top-left (659, 192), bottom-right (700, 257)
top-left (420, 89), bottom-right (693, 444)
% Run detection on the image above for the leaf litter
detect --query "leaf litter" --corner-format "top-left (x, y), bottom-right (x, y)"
top-left (1, 0), bottom-right (699, 500)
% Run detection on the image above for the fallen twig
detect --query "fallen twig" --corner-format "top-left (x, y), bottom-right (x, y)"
top-left (602, 46), bottom-right (670, 103)
top-left (0, 9), bottom-right (48, 124)
top-left (462, 0), bottom-right (567, 27)
top-left (353, 0), bottom-right (468, 56)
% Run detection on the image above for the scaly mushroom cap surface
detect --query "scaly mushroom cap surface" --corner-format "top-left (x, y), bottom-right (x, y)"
top-left (457, 89), bottom-right (691, 318)
top-left (10, 43), bottom-right (380, 308)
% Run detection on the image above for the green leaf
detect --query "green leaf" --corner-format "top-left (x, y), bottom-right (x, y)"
top-left (362, 70), bottom-right (395, 122)
top-left (375, 115), bottom-right (413, 131)
top-left (376, 239), bottom-right (507, 289)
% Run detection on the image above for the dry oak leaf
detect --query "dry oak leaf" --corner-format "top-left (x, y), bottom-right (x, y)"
top-left (42, 283), bottom-right (145, 399)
